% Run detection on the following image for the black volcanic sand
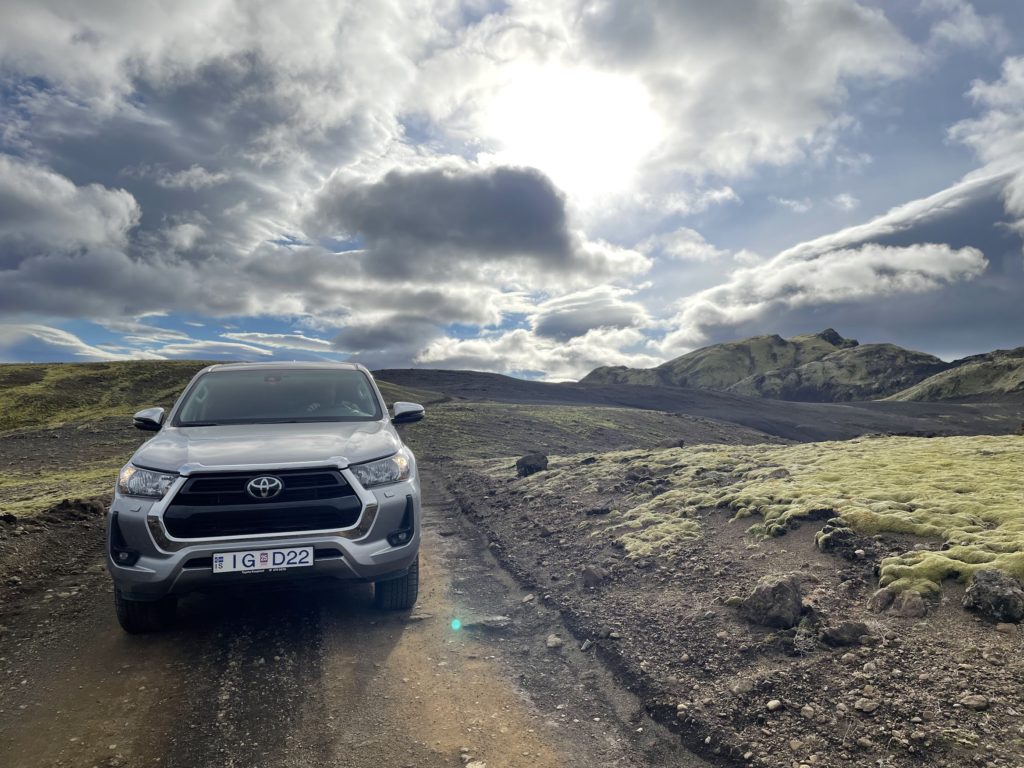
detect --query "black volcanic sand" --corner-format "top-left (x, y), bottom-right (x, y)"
top-left (376, 369), bottom-right (1024, 442)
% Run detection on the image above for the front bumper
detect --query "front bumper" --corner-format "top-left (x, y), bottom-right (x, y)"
top-left (106, 467), bottom-right (420, 601)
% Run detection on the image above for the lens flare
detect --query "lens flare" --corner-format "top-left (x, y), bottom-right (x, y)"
top-left (451, 618), bottom-right (461, 631)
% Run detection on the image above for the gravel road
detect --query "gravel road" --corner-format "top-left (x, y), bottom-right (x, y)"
top-left (0, 473), bottom-right (708, 768)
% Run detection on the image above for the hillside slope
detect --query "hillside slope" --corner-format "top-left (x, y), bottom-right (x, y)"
top-left (582, 328), bottom-right (856, 389)
top-left (728, 343), bottom-right (950, 402)
top-left (887, 347), bottom-right (1024, 402)
top-left (0, 361), bottom-right (445, 432)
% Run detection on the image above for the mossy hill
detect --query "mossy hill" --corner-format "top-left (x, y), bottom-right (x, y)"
top-left (885, 347), bottom-right (1024, 402)
top-left (581, 329), bottom-right (861, 390)
top-left (728, 343), bottom-right (949, 402)
top-left (0, 361), bottom-right (444, 432)
top-left (582, 329), bottom-right (1024, 403)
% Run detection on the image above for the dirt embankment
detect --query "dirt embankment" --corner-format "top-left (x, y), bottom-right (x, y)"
top-left (442, 456), bottom-right (1024, 768)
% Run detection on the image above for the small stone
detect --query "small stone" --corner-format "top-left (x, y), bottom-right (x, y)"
top-left (521, 594), bottom-right (536, 604)
top-left (582, 565), bottom-right (608, 588)
top-left (867, 588), bottom-right (895, 613)
top-left (516, 453), bottom-right (548, 478)
top-left (856, 736), bottom-right (874, 749)
top-left (889, 591), bottom-right (927, 619)
top-left (854, 698), bottom-right (880, 714)
top-left (959, 694), bottom-right (989, 711)
top-left (962, 569), bottom-right (1024, 623)
top-left (724, 595), bottom-right (744, 607)
top-left (821, 620), bottom-right (871, 647)
top-left (767, 699), bottom-right (783, 712)
top-left (800, 705), bottom-right (814, 719)
top-left (789, 739), bottom-right (803, 751)
top-left (546, 634), bottom-right (564, 649)
top-left (740, 573), bottom-right (804, 629)
top-left (840, 652), bottom-right (859, 665)
top-left (580, 639), bottom-right (593, 652)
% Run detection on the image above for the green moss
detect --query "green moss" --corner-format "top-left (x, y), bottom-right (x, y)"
top-left (0, 461), bottom-right (120, 516)
top-left (0, 361), bottom-right (209, 431)
top-left (484, 435), bottom-right (1024, 596)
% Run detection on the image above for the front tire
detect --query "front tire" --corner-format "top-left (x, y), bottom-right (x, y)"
top-left (374, 557), bottom-right (419, 610)
top-left (114, 589), bottom-right (177, 634)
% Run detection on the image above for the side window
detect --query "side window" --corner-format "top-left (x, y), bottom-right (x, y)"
top-left (180, 382), bottom-right (208, 422)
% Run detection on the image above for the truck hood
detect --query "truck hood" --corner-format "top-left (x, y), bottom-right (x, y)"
top-left (132, 421), bottom-right (401, 474)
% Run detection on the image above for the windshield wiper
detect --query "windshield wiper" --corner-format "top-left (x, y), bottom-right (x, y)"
top-left (180, 422), bottom-right (220, 427)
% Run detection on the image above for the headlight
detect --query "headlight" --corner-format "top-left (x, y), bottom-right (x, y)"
top-left (350, 451), bottom-right (411, 488)
top-left (117, 464), bottom-right (177, 498)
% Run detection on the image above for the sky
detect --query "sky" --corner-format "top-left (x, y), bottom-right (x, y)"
top-left (0, 0), bottom-right (1022, 379)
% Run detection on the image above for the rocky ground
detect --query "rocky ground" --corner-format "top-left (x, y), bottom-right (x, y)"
top-left (2, 368), bottom-right (1023, 767)
top-left (439, 452), bottom-right (1024, 768)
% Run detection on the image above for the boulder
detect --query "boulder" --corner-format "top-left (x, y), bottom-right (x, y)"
top-left (516, 453), bottom-right (548, 478)
top-left (740, 573), bottom-right (803, 629)
top-left (889, 591), bottom-right (927, 618)
top-left (582, 565), bottom-right (608, 588)
top-left (962, 569), bottom-right (1024, 623)
top-left (867, 588), bottom-right (895, 613)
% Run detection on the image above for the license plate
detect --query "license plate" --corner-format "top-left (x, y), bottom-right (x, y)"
top-left (212, 546), bottom-right (314, 574)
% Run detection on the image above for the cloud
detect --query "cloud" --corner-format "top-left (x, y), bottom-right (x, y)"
top-left (0, 154), bottom-right (139, 262)
top-left (923, 0), bottom-right (1009, 51)
top-left (0, 324), bottom-right (164, 361)
top-left (416, 327), bottom-right (662, 382)
top-left (662, 242), bottom-right (986, 351)
top-left (157, 340), bottom-right (274, 359)
top-left (221, 332), bottom-right (335, 353)
top-left (830, 193), bottom-right (860, 211)
top-left (769, 196), bottom-right (813, 213)
top-left (154, 165), bottom-right (230, 190)
top-left (307, 164), bottom-right (649, 281)
top-left (638, 227), bottom-right (728, 262)
top-left (530, 286), bottom-right (650, 341)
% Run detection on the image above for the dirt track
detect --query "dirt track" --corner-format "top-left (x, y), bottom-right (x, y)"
top-left (0, 475), bottom-right (707, 768)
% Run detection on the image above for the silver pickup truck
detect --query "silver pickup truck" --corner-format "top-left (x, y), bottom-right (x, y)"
top-left (106, 362), bottom-right (424, 633)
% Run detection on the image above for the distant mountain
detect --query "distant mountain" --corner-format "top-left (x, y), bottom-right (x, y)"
top-left (580, 329), bottom-right (1009, 403)
top-left (582, 328), bottom-right (857, 389)
top-left (727, 343), bottom-right (951, 402)
top-left (886, 347), bottom-right (1024, 402)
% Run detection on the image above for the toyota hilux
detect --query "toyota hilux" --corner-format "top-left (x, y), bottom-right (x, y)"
top-left (106, 362), bottom-right (424, 633)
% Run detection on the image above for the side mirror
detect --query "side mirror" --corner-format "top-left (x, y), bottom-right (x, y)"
top-left (133, 407), bottom-right (165, 432)
top-left (392, 401), bottom-right (425, 424)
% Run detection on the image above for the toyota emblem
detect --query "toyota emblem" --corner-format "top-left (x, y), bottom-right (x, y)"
top-left (246, 475), bottom-right (283, 499)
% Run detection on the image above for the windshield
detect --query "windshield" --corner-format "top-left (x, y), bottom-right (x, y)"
top-left (172, 369), bottom-right (383, 426)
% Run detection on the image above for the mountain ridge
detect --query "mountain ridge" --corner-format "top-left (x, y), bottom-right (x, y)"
top-left (581, 330), bottom-right (1022, 403)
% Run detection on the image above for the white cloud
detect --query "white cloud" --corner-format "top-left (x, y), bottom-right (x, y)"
top-left (155, 165), bottom-right (230, 190)
top-left (949, 57), bottom-right (1024, 231)
top-left (924, 0), bottom-right (1009, 51)
top-left (221, 332), bottom-right (335, 353)
top-left (157, 340), bottom-right (274, 359)
top-left (0, 324), bottom-right (164, 361)
top-left (661, 241), bottom-right (986, 352)
top-left (770, 196), bottom-right (813, 213)
top-left (0, 154), bottom-right (139, 258)
top-left (529, 286), bottom-right (650, 340)
top-left (638, 228), bottom-right (728, 262)
top-left (830, 193), bottom-right (860, 211)
top-left (416, 326), bottom-right (662, 382)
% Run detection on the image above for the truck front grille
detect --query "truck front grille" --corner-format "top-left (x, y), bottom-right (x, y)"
top-left (163, 469), bottom-right (362, 539)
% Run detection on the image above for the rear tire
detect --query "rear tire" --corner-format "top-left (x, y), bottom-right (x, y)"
top-left (114, 589), bottom-right (177, 634)
top-left (374, 557), bottom-right (419, 610)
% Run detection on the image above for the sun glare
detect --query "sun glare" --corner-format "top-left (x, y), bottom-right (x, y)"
top-left (481, 66), bottom-right (663, 203)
